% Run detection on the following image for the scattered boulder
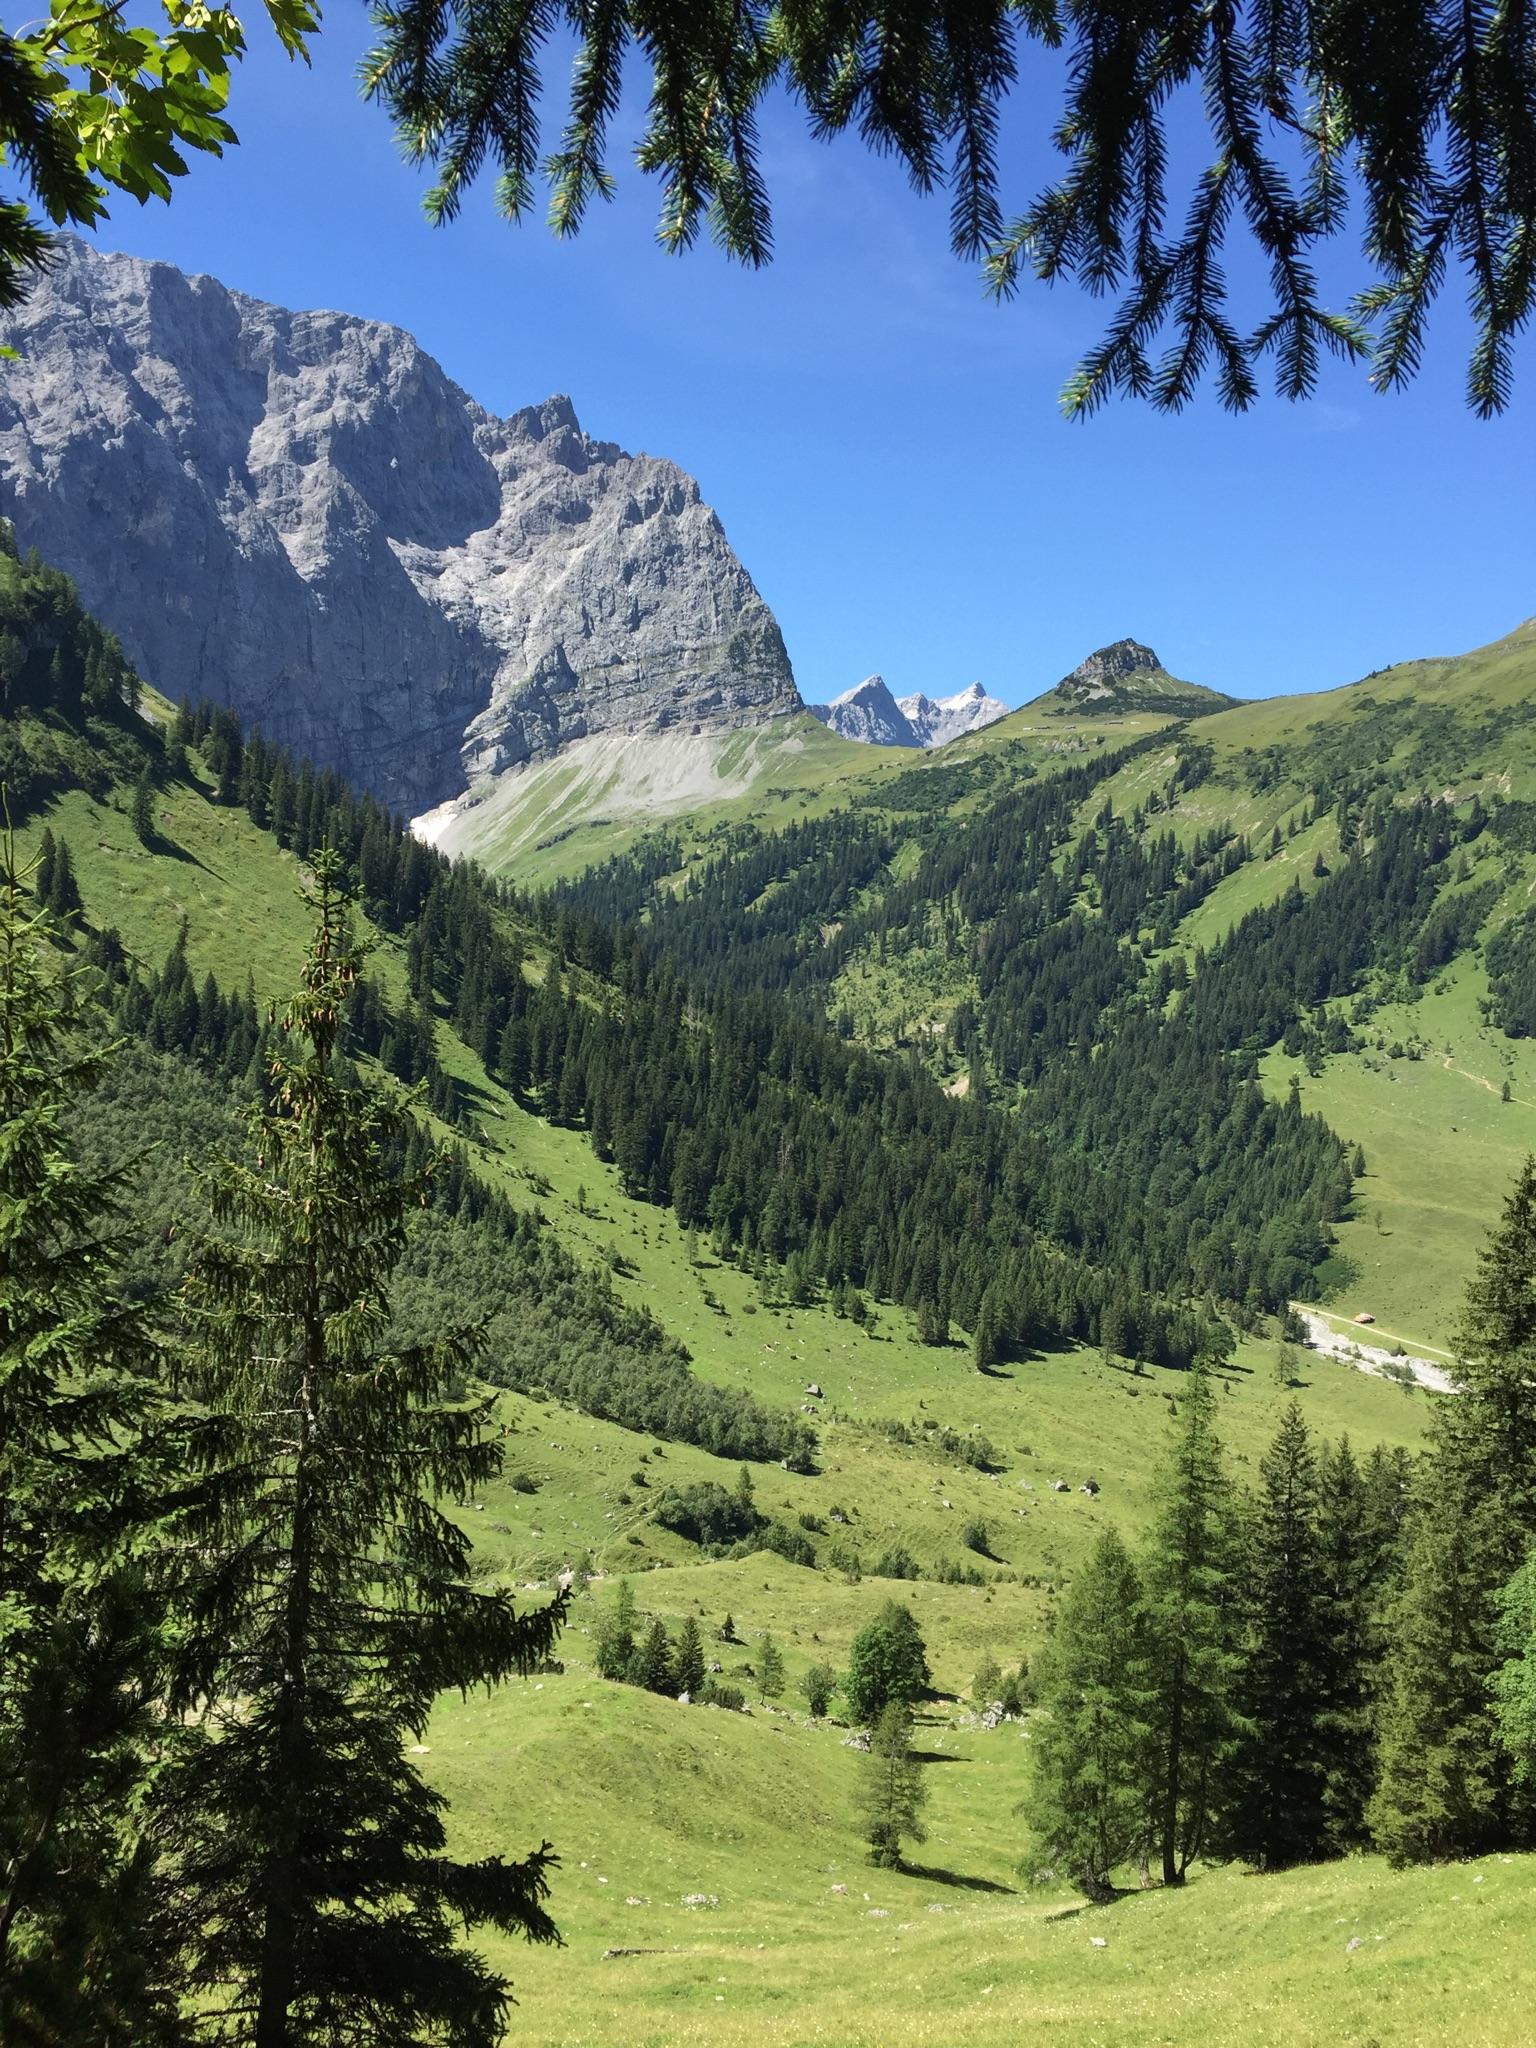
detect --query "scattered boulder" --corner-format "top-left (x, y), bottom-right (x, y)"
top-left (1090, 1936), bottom-right (1107, 1949)
top-left (831, 1883), bottom-right (849, 1896)
top-left (682, 1893), bottom-right (720, 1910)
top-left (842, 1731), bottom-right (872, 1752)
top-left (1052, 1479), bottom-right (1070, 1493)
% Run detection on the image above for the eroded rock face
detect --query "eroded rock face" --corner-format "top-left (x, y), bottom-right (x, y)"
top-left (0, 239), bottom-right (799, 808)
top-left (808, 674), bottom-right (918, 747)
top-left (1056, 639), bottom-right (1165, 702)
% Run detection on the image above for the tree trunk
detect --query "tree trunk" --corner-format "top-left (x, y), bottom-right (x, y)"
top-left (254, 1281), bottom-right (323, 2048)
top-left (1161, 1652), bottom-right (1184, 1887)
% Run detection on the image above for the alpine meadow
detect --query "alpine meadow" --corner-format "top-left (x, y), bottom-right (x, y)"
top-left (1, 9), bottom-right (1535, 2045)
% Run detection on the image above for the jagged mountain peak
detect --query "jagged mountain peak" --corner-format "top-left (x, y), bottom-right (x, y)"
top-left (0, 238), bottom-right (800, 810)
top-left (810, 673), bottom-right (1008, 750)
top-left (897, 680), bottom-right (1009, 747)
top-left (808, 674), bottom-right (917, 746)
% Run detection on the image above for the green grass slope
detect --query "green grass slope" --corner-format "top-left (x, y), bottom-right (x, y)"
top-left (419, 703), bottom-right (1182, 890)
top-left (426, 1662), bottom-right (1536, 2048)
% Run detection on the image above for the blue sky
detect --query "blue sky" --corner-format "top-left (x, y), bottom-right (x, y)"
top-left (77, 26), bottom-right (1532, 710)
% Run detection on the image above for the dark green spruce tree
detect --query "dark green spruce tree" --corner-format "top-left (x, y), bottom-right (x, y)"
top-left (1368, 1486), bottom-right (1509, 1865)
top-left (1371, 1159), bottom-right (1536, 1864)
top-left (1025, 1528), bottom-right (1153, 1900)
top-left (1142, 1365), bottom-right (1243, 1886)
top-left (0, 836), bottom-right (182, 2045)
top-left (44, 834), bottom-right (81, 920)
top-left (634, 1618), bottom-right (674, 1695)
top-left (1313, 1437), bottom-right (1390, 1850)
top-left (673, 1616), bottom-right (706, 1699)
top-left (158, 857), bottom-right (566, 2048)
top-left (132, 761), bottom-right (158, 846)
top-left (859, 1702), bottom-right (927, 1871)
top-left (1228, 1403), bottom-right (1333, 1869)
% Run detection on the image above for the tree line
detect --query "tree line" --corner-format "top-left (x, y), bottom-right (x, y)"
top-left (1029, 1177), bottom-right (1536, 1895)
top-left (66, 913), bottom-right (816, 1472)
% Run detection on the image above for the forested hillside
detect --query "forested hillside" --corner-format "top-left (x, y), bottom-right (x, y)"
top-left (529, 618), bottom-right (1536, 1346)
top-left (7, 537), bottom-right (1536, 2045)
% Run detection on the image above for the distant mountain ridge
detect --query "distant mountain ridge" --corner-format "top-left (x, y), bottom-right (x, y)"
top-left (809, 675), bottom-right (1008, 748)
top-left (0, 239), bottom-right (800, 809)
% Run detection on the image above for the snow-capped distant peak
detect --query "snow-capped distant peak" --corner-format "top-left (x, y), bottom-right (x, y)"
top-left (897, 681), bottom-right (1008, 748)
top-left (808, 675), bottom-right (1008, 751)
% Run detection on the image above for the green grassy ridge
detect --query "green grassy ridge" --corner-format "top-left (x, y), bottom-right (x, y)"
top-left (438, 704), bottom-right (1178, 891)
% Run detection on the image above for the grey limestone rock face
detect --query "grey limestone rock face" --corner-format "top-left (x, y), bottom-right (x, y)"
top-left (0, 239), bottom-right (800, 809)
top-left (807, 673), bottom-right (918, 747)
top-left (1056, 639), bottom-right (1164, 701)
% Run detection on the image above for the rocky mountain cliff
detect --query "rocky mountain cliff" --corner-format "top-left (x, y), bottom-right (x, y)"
top-left (809, 675), bottom-right (1007, 749)
top-left (0, 240), bottom-right (799, 809)
top-left (808, 675), bottom-right (917, 746)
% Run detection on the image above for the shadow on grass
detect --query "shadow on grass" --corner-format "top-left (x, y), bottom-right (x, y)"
top-left (902, 1862), bottom-right (1016, 1895)
top-left (138, 826), bottom-right (207, 870)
